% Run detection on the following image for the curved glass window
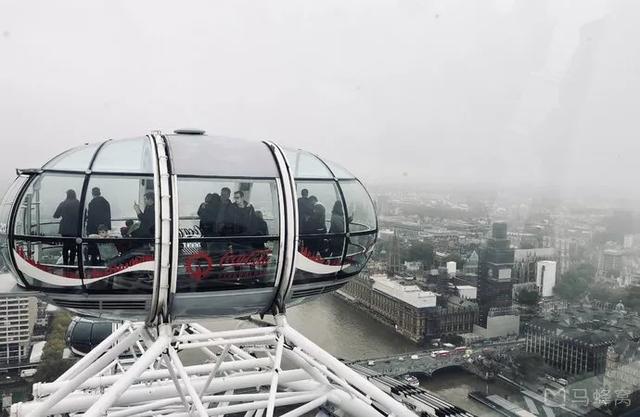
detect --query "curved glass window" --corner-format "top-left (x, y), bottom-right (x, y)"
top-left (296, 181), bottom-right (344, 235)
top-left (339, 180), bottom-right (377, 233)
top-left (14, 173), bottom-right (85, 237)
top-left (175, 177), bottom-right (280, 292)
top-left (12, 175), bottom-right (86, 288)
top-left (284, 149), bottom-right (333, 179)
top-left (81, 240), bottom-right (154, 293)
top-left (0, 176), bottom-right (28, 280)
top-left (80, 176), bottom-right (155, 293)
top-left (294, 181), bottom-right (347, 283)
top-left (167, 135), bottom-right (278, 177)
top-left (14, 237), bottom-right (83, 288)
top-left (342, 234), bottom-right (377, 276)
top-left (323, 159), bottom-right (355, 179)
top-left (92, 137), bottom-right (153, 173)
top-left (81, 176), bottom-right (155, 238)
top-left (43, 143), bottom-right (100, 171)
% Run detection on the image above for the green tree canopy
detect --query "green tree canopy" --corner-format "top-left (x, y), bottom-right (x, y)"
top-left (35, 311), bottom-right (76, 383)
top-left (516, 289), bottom-right (540, 306)
top-left (403, 241), bottom-right (435, 269)
top-left (555, 263), bottom-right (596, 301)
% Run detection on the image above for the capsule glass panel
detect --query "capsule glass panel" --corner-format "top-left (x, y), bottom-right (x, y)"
top-left (43, 143), bottom-right (100, 171)
top-left (81, 176), bottom-right (155, 238)
top-left (81, 240), bottom-right (154, 293)
top-left (175, 177), bottom-right (280, 292)
top-left (167, 135), bottom-right (278, 177)
top-left (0, 176), bottom-right (29, 280)
top-left (295, 181), bottom-right (347, 283)
top-left (342, 233), bottom-right (377, 276)
top-left (323, 159), bottom-right (355, 179)
top-left (296, 181), bottom-right (344, 235)
top-left (92, 137), bottom-right (153, 173)
top-left (285, 149), bottom-right (333, 179)
top-left (14, 237), bottom-right (83, 289)
top-left (81, 175), bottom-right (155, 292)
top-left (14, 173), bottom-right (85, 237)
top-left (339, 180), bottom-right (377, 233)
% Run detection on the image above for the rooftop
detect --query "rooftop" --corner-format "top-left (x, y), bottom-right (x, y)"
top-left (370, 274), bottom-right (437, 308)
top-left (527, 304), bottom-right (640, 347)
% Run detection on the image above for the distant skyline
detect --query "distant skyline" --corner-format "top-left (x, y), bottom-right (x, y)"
top-left (2, 0), bottom-right (640, 202)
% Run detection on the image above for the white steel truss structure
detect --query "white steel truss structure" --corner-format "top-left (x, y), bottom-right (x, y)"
top-left (12, 315), bottom-right (417, 417)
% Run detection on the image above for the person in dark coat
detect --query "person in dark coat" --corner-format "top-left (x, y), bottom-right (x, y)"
top-left (328, 201), bottom-right (345, 257)
top-left (252, 210), bottom-right (269, 249)
top-left (230, 191), bottom-right (255, 252)
top-left (306, 203), bottom-right (327, 256)
top-left (216, 187), bottom-right (237, 237)
top-left (197, 193), bottom-right (220, 237)
top-left (86, 187), bottom-right (112, 264)
top-left (232, 191), bottom-right (256, 235)
top-left (297, 188), bottom-right (313, 223)
top-left (53, 189), bottom-right (80, 265)
top-left (329, 201), bottom-right (345, 234)
top-left (86, 187), bottom-right (112, 234)
top-left (132, 191), bottom-right (155, 238)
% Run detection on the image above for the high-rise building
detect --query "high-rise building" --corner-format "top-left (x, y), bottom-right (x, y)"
top-left (602, 249), bottom-right (624, 277)
top-left (387, 229), bottom-right (400, 275)
top-left (536, 260), bottom-right (557, 297)
top-left (477, 222), bottom-right (515, 327)
top-left (0, 281), bottom-right (38, 370)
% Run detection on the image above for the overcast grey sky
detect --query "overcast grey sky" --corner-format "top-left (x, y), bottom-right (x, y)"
top-left (1, 0), bottom-right (639, 200)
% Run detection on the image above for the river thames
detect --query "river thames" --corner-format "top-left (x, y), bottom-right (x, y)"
top-left (202, 294), bottom-right (522, 416)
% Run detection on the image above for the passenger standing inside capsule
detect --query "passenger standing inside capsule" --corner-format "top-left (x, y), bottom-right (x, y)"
top-left (53, 189), bottom-right (80, 266)
top-left (328, 201), bottom-right (345, 257)
top-left (307, 203), bottom-right (327, 255)
top-left (252, 210), bottom-right (269, 249)
top-left (216, 187), bottom-right (235, 237)
top-left (197, 193), bottom-right (220, 237)
top-left (233, 191), bottom-right (256, 235)
top-left (132, 191), bottom-right (155, 238)
top-left (298, 189), bottom-right (313, 226)
top-left (86, 187), bottom-right (111, 265)
top-left (86, 187), bottom-right (112, 233)
top-left (232, 191), bottom-right (256, 253)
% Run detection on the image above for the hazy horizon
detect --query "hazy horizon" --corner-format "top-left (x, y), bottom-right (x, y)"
top-left (2, 0), bottom-right (640, 203)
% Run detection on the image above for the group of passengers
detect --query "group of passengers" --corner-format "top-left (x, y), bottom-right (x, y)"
top-left (53, 187), bottom-right (155, 266)
top-left (197, 187), bottom-right (268, 239)
top-left (297, 189), bottom-right (346, 258)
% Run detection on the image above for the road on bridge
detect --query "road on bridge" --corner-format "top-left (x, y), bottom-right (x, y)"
top-left (350, 340), bottom-right (523, 377)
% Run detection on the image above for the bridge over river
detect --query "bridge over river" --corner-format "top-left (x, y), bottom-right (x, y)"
top-left (349, 340), bottom-right (523, 377)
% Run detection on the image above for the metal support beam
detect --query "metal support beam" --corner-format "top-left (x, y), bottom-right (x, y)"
top-left (11, 320), bottom-right (417, 417)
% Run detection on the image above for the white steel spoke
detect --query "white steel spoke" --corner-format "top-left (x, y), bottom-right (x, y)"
top-left (11, 319), bottom-right (417, 417)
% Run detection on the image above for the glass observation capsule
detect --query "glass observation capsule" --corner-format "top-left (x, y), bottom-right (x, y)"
top-left (0, 131), bottom-right (377, 321)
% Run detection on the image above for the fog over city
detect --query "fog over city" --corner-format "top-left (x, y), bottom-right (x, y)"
top-left (1, 0), bottom-right (640, 201)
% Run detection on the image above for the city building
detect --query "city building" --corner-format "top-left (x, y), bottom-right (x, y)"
top-left (457, 285), bottom-right (477, 300)
top-left (463, 250), bottom-right (479, 276)
top-left (521, 303), bottom-right (640, 377)
top-left (472, 309), bottom-right (520, 339)
top-left (513, 247), bottom-right (556, 284)
top-left (0, 280), bottom-right (39, 370)
top-left (477, 222), bottom-right (516, 327)
top-left (341, 274), bottom-right (478, 343)
top-left (536, 260), bottom-right (557, 297)
top-left (602, 249), bottom-right (625, 277)
top-left (403, 261), bottom-right (423, 273)
top-left (446, 261), bottom-right (457, 276)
